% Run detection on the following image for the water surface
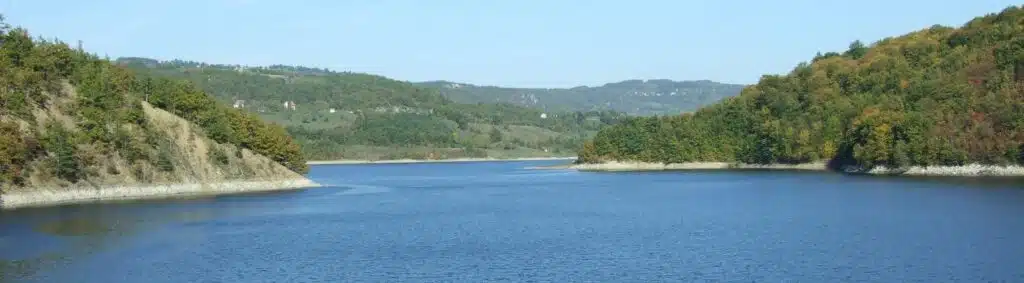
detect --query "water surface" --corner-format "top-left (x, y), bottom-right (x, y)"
top-left (2, 160), bottom-right (1023, 282)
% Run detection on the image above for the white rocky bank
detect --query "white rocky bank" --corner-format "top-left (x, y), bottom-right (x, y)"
top-left (865, 164), bottom-right (1024, 177)
top-left (1, 178), bottom-right (320, 210)
top-left (563, 161), bottom-right (827, 171)
top-left (557, 161), bottom-right (1024, 176)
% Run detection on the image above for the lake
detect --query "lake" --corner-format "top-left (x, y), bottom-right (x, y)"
top-left (2, 160), bottom-right (1023, 282)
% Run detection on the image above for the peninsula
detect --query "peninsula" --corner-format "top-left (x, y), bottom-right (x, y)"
top-left (573, 6), bottom-right (1024, 177)
top-left (0, 18), bottom-right (318, 209)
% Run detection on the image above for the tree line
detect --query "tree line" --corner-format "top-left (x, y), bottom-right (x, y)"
top-left (579, 6), bottom-right (1024, 170)
top-left (417, 79), bottom-right (746, 116)
top-left (115, 56), bottom-right (628, 160)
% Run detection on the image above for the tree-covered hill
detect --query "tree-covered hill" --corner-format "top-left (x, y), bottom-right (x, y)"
top-left (0, 16), bottom-right (307, 191)
top-left (416, 79), bottom-right (746, 116)
top-left (578, 5), bottom-right (1024, 171)
top-left (114, 58), bottom-right (627, 160)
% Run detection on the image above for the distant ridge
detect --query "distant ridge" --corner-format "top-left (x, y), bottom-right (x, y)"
top-left (114, 57), bottom-right (628, 161)
top-left (416, 79), bottom-right (746, 115)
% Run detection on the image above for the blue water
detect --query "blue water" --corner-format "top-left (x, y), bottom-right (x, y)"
top-left (2, 160), bottom-right (1024, 282)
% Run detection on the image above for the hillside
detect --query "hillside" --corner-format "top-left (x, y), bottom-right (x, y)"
top-left (0, 17), bottom-right (313, 208)
top-left (416, 79), bottom-right (746, 115)
top-left (114, 58), bottom-right (627, 160)
top-left (577, 6), bottom-right (1024, 175)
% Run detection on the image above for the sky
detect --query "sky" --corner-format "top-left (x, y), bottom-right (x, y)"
top-left (1, 0), bottom-right (1019, 88)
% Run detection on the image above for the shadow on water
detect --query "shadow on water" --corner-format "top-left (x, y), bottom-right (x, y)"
top-left (1, 204), bottom-right (152, 260)
top-left (33, 218), bottom-right (117, 236)
top-left (0, 187), bottom-right (310, 281)
top-left (842, 173), bottom-right (1024, 189)
top-left (0, 258), bottom-right (48, 283)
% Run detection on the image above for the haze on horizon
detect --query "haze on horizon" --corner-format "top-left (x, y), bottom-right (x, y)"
top-left (2, 0), bottom-right (1018, 88)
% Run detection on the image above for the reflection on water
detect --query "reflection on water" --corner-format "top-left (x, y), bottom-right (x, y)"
top-left (34, 218), bottom-right (116, 236)
top-left (0, 196), bottom-right (227, 267)
top-left (0, 258), bottom-right (45, 283)
top-left (0, 198), bottom-right (236, 282)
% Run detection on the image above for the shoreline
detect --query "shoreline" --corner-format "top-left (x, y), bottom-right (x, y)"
top-left (537, 161), bottom-right (1024, 177)
top-left (0, 178), bottom-right (321, 210)
top-left (307, 156), bottom-right (577, 165)
top-left (862, 164), bottom-right (1024, 177)
top-left (537, 161), bottom-right (828, 171)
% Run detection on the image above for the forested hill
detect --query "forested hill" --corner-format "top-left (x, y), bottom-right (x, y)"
top-left (0, 16), bottom-right (307, 190)
top-left (115, 58), bottom-right (627, 160)
top-left (578, 5), bottom-right (1024, 171)
top-left (416, 79), bottom-right (745, 116)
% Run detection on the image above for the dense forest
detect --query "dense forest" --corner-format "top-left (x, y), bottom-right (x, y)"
top-left (116, 58), bottom-right (627, 160)
top-left (0, 15), bottom-right (307, 189)
top-left (416, 79), bottom-right (745, 115)
top-left (578, 6), bottom-right (1024, 171)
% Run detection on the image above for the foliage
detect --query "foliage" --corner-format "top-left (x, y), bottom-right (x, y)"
top-left (489, 127), bottom-right (503, 143)
top-left (0, 15), bottom-right (309, 189)
top-left (155, 143), bottom-right (175, 172)
top-left (116, 57), bottom-right (629, 160)
top-left (579, 5), bottom-right (1024, 170)
top-left (416, 79), bottom-right (746, 116)
top-left (0, 121), bottom-right (28, 187)
top-left (209, 147), bottom-right (230, 165)
top-left (41, 122), bottom-right (83, 183)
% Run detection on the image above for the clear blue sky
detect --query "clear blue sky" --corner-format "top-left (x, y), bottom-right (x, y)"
top-left (2, 0), bottom-right (1019, 88)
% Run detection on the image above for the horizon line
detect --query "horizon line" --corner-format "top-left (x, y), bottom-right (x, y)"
top-left (113, 55), bottom-right (755, 89)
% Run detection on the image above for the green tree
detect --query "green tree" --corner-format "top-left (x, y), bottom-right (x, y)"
top-left (576, 5), bottom-right (1024, 171)
top-left (0, 121), bottom-right (28, 187)
top-left (42, 123), bottom-right (83, 183)
top-left (844, 40), bottom-right (868, 60)
top-left (489, 127), bottom-right (503, 143)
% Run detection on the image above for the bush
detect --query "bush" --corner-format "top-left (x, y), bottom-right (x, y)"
top-left (489, 128), bottom-right (502, 143)
top-left (42, 122), bottom-right (83, 183)
top-left (112, 126), bottom-right (147, 161)
top-left (155, 142), bottom-right (175, 172)
top-left (0, 121), bottom-right (28, 186)
top-left (209, 147), bottom-right (230, 165)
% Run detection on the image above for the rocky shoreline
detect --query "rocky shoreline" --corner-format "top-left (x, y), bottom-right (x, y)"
top-left (536, 161), bottom-right (1024, 177)
top-left (862, 164), bottom-right (1024, 177)
top-left (308, 156), bottom-right (576, 165)
top-left (0, 178), bottom-right (321, 210)
top-left (532, 161), bottom-right (827, 171)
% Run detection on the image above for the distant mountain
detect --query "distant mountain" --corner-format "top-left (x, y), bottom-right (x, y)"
top-left (113, 57), bottom-right (627, 161)
top-left (416, 79), bottom-right (747, 115)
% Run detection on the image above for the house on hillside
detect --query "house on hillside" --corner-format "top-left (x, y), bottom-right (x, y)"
top-left (232, 100), bottom-right (246, 109)
top-left (283, 101), bottom-right (297, 111)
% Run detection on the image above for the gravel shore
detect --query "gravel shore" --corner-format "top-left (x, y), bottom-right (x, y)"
top-left (539, 161), bottom-right (1024, 177)
top-left (308, 157), bottom-right (576, 165)
top-left (543, 161), bottom-right (827, 172)
top-left (1, 178), bottom-right (320, 210)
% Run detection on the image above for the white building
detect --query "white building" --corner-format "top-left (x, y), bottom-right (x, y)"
top-left (540, 113), bottom-right (548, 119)
top-left (282, 101), bottom-right (297, 110)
